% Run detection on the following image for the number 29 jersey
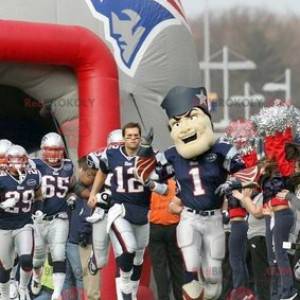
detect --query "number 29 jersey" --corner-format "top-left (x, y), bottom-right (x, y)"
top-left (0, 169), bottom-right (41, 230)
top-left (33, 158), bottom-right (74, 216)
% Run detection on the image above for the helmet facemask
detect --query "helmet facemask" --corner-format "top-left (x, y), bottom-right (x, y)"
top-left (42, 146), bottom-right (65, 166)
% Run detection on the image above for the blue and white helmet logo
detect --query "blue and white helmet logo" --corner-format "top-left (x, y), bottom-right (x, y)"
top-left (85, 0), bottom-right (183, 76)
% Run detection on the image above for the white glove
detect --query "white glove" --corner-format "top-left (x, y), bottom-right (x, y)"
top-left (0, 198), bottom-right (17, 209)
top-left (32, 210), bottom-right (45, 223)
top-left (95, 192), bottom-right (110, 205)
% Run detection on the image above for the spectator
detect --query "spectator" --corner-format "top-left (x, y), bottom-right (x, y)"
top-left (149, 179), bottom-right (183, 300)
top-left (76, 158), bottom-right (101, 300)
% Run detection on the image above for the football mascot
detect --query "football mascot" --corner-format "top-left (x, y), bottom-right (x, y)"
top-left (136, 86), bottom-right (247, 300)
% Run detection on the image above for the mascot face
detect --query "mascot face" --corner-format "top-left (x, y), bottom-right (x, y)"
top-left (169, 107), bottom-right (214, 159)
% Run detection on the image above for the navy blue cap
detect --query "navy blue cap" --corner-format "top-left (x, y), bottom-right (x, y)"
top-left (161, 86), bottom-right (210, 119)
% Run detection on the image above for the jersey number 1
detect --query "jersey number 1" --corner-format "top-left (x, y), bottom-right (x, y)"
top-left (189, 168), bottom-right (205, 196)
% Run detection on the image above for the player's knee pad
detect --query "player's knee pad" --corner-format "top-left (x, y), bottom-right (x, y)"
top-left (0, 268), bottom-right (11, 283)
top-left (210, 233), bottom-right (225, 261)
top-left (116, 252), bottom-right (135, 273)
top-left (183, 280), bottom-right (204, 300)
top-left (203, 265), bottom-right (222, 285)
top-left (51, 243), bottom-right (66, 262)
top-left (133, 249), bottom-right (144, 266)
top-left (53, 261), bottom-right (66, 273)
top-left (177, 220), bottom-right (194, 249)
top-left (19, 255), bottom-right (33, 272)
top-left (203, 282), bottom-right (222, 300)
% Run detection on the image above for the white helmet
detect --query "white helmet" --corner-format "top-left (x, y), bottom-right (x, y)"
top-left (0, 139), bottom-right (12, 170)
top-left (41, 132), bottom-right (65, 166)
top-left (6, 145), bottom-right (28, 174)
top-left (107, 129), bottom-right (123, 146)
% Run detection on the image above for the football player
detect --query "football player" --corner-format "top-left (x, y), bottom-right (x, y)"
top-left (86, 129), bottom-right (124, 275)
top-left (0, 139), bottom-right (12, 171)
top-left (0, 145), bottom-right (42, 300)
top-left (88, 123), bottom-right (167, 300)
top-left (0, 140), bottom-right (19, 298)
top-left (31, 132), bottom-right (74, 300)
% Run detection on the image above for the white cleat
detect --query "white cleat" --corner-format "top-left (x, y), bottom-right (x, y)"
top-left (18, 287), bottom-right (31, 300)
top-left (9, 279), bottom-right (18, 299)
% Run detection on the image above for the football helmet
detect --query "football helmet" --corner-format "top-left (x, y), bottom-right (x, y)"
top-left (6, 145), bottom-right (28, 175)
top-left (107, 129), bottom-right (123, 146)
top-left (0, 139), bottom-right (12, 170)
top-left (40, 132), bottom-right (65, 166)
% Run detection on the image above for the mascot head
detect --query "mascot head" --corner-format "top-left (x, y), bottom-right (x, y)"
top-left (161, 86), bottom-right (214, 159)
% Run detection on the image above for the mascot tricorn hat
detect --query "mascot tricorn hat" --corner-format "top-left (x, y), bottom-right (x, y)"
top-left (161, 86), bottom-right (210, 119)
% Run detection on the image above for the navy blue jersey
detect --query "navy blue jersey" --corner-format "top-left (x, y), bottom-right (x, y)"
top-left (33, 158), bottom-right (74, 216)
top-left (0, 169), bottom-right (41, 230)
top-left (100, 145), bottom-right (151, 224)
top-left (160, 141), bottom-right (245, 211)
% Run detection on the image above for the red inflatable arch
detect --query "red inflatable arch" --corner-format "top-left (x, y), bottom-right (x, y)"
top-left (0, 19), bottom-right (120, 157)
top-left (0, 20), bottom-right (154, 300)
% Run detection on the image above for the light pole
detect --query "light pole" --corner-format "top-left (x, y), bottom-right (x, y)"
top-left (199, 46), bottom-right (256, 128)
top-left (262, 68), bottom-right (291, 102)
top-left (228, 82), bottom-right (265, 120)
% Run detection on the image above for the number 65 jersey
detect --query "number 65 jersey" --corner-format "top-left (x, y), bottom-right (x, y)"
top-left (32, 158), bottom-right (74, 216)
top-left (0, 169), bottom-right (41, 230)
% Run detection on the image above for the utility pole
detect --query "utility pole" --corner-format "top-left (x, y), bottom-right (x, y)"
top-left (199, 47), bottom-right (256, 128)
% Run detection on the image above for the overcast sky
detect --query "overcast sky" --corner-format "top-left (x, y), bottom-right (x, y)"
top-left (181, 0), bottom-right (300, 18)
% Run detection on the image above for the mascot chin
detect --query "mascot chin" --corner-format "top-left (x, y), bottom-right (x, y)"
top-left (136, 86), bottom-right (247, 300)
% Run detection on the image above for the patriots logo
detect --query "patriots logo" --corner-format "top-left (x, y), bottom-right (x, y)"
top-left (85, 0), bottom-right (184, 76)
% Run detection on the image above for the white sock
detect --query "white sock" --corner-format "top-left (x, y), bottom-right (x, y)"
top-left (10, 264), bottom-right (18, 280)
top-left (0, 282), bottom-right (9, 299)
top-left (19, 268), bottom-right (32, 289)
top-left (52, 272), bottom-right (66, 297)
top-left (33, 267), bottom-right (42, 282)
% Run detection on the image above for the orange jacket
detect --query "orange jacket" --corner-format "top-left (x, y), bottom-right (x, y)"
top-left (149, 179), bottom-right (180, 225)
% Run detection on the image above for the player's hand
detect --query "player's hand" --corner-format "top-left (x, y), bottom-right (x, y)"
top-left (86, 207), bottom-right (105, 223)
top-left (0, 197), bottom-right (17, 209)
top-left (215, 180), bottom-right (243, 197)
top-left (134, 156), bottom-right (157, 185)
top-left (66, 193), bottom-right (77, 210)
top-left (96, 192), bottom-right (110, 206)
top-left (32, 210), bottom-right (46, 223)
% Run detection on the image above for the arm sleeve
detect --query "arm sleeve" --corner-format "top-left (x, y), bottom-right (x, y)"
top-left (99, 149), bottom-right (110, 174)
